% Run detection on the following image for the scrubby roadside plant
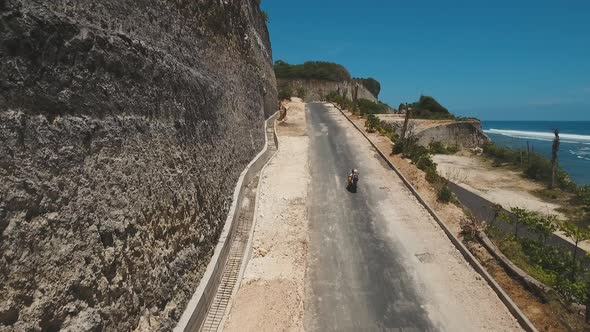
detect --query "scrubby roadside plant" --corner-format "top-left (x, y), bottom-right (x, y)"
top-left (499, 207), bottom-right (535, 240)
top-left (437, 183), bottom-right (455, 203)
top-left (364, 113), bottom-right (380, 133)
top-left (429, 141), bottom-right (460, 155)
top-left (577, 185), bottom-right (590, 212)
top-left (561, 223), bottom-right (590, 279)
top-left (296, 87), bottom-right (306, 99)
top-left (278, 87), bottom-right (292, 101)
top-left (531, 214), bottom-right (558, 245)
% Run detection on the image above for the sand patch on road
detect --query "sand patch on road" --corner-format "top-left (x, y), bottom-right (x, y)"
top-left (224, 280), bottom-right (302, 332)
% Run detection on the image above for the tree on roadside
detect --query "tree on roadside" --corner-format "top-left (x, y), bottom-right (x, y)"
top-left (530, 213), bottom-right (558, 245)
top-left (499, 207), bottom-right (533, 240)
top-left (561, 223), bottom-right (590, 280)
top-left (550, 129), bottom-right (560, 189)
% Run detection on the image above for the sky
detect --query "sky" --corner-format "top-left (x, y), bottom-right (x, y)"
top-left (261, 0), bottom-right (590, 121)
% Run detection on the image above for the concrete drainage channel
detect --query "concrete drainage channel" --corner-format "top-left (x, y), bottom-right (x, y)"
top-left (175, 112), bottom-right (279, 332)
top-left (201, 177), bottom-right (259, 331)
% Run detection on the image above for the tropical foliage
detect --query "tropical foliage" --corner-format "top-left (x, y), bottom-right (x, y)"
top-left (274, 60), bottom-right (352, 81)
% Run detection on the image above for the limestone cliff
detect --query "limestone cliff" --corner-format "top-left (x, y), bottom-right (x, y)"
top-left (377, 115), bottom-right (490, 148)
top-left (0, 0), bottom-right (276, 331)
top-left (277, 78), bottom-right (378, 103)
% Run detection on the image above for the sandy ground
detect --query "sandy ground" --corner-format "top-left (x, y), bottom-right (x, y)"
top-left (433, 154), bottom-right (563, 217)
top-left (223, 98), bottom-right (309, 331)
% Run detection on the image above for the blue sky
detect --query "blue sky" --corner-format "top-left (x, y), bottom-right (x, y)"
top-left (262, 1), bottom-right (590, 121)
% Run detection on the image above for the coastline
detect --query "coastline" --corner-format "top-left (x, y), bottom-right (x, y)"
top-left (483, 120), bottom-right (590, 186)
top-left (433, 153), bottom-right (590, 252)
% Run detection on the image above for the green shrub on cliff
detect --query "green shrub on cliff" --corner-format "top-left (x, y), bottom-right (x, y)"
top-left (296, 87), bottom-right (306, 99)
top-left (357, 98), bottom-right (388, 115)
top-left (355, 77), bottom-right (381, 97)
top-left (278, 87), bottom-right (292, 101)
top-left (326, 91), bottom-right (355, 111)
top-left (429, 141), bottom-right (459, 155)
top-left (405, 95), bottom-right (455, 120)
top-left (274, 60), bottom-right (352, 81)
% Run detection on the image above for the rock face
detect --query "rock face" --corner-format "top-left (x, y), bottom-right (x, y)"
top-left (414, 121), bottom-right (490, 148)
top-left (0, 1), bottom-right (276, 331)
top-left (377, 115), bottom-right (490, 148)
top-left (277, 78), bottom-right (378, 102)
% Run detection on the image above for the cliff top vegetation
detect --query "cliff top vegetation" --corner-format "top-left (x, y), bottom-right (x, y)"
top-left (274, 60), bottom-right (352, 81)
top-left (354, 77), bottom-right (381, 98)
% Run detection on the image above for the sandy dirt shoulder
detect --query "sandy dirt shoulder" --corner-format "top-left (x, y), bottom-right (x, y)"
top-left (223, 99), bottom-right (309, 331)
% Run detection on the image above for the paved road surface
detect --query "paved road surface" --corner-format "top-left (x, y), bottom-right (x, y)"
top-left (304, 103), bottom-right (521, 332)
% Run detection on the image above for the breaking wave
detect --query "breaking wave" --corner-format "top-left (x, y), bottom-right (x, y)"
top-left (570, 148), bottom-right (590, 161)
top-left (485, 129), bottom-right (590, 144)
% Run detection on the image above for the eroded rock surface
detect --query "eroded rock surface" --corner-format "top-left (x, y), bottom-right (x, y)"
top-left (0, 0), bottom-right (276, 331)
top-left (277, 78), bottom-right (379, 103)
top-left (377, 115), bottom-right (490, 148)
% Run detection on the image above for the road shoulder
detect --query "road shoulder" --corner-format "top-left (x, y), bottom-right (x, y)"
top-left (223, 99), bottom-right (309, 331)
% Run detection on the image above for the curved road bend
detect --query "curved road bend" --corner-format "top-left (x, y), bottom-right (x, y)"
top-left (304, 103), bottom-right (521, 332)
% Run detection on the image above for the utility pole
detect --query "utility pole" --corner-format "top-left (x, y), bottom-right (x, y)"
top-left (400, 103), bottom-right (412, 143)
top-left (550, 129), bottom-right (560, 189)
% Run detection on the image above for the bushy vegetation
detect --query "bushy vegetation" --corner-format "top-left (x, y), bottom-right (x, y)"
top-left (409, 95), bottom-right (456, 120)
top-left (491, 208), bottom-right (590, 304)
top-left (357, 98), bottom-right (388, 115)
top-left (325, 91), bottom-right (357, 112)
top-left (278, 87), bottom-right (292, 101)
top-left (274, 60), bottom-right (352, 81)
top-left (255, 0), bottom-right (269, 22)
top-left (364, 113), bottom-right (380, 133)
top-left (392, 136), bottom-right (455, 203)
top-left (482, 142), bottom-right (577, 192)
top-left (296, 87), bottom-right (306, 99)
top-left (278, 86), bottom-right (307, 101)
top-left (428, 141), bottom-right (459, 155)
top-left (354, 77), bottom-right (381, 97)
top-left (576, 185), bottom-right (590, 212)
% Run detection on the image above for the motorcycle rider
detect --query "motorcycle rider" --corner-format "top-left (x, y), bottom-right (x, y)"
top-left (349, 169), bottom-right (359, 182)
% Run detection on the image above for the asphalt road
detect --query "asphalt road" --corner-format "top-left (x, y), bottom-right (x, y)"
top-left (304, 102), bottom-right (435, 331)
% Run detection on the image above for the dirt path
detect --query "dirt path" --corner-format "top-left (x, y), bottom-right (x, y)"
top-left (223, 99), bottom-right (309, 331)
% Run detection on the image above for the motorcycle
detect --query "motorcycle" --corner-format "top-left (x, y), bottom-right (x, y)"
top-left (347, 172), bottom-right (359, 192)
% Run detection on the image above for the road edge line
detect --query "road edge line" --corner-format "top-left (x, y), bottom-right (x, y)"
top-left (329, 103), bottom-right (538, 332)
top-left (174, 110), bottom-right (279, 332)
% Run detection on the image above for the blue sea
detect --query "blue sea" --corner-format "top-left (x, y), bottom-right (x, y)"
top-left (482, 121), bottom-right (590, 185)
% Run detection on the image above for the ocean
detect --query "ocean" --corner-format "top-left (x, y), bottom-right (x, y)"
top-left (482, 121), bottom-right (590, 185)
